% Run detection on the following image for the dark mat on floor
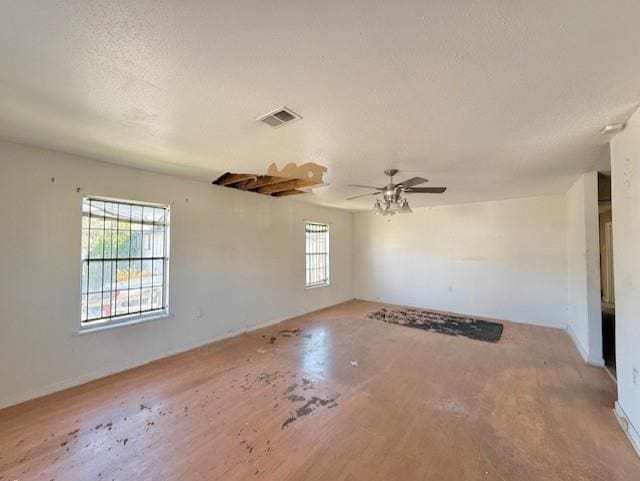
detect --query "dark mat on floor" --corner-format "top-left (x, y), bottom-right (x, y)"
top-left (368, 307), bottom-right (503, 343)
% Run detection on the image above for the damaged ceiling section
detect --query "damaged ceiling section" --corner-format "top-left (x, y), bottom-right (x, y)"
top-left (212, 162), bottom-right (327, 198)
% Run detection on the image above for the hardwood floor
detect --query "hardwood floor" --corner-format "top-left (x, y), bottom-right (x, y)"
top-left (1, 300), bottom-right (638, 481)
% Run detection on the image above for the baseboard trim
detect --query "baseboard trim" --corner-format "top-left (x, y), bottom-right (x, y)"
top-left (0, 316), bottom-right (283, 410)
top-left (566, 324), bottom-right (604, 367)
top-left (353, 296), bottom-right (565, 329)
top-left (614, 401), bottom-right (640, 458)
top-left (566, 324), bottom-right (588, 361)
top-left (0, 299), bottom-right (354, 410)
top-left (589, 358), bottom-right (606, 367)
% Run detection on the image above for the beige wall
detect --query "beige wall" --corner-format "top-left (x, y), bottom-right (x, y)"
top-left (565, 172), bottom-right (603, 365)
top-left (0, 141), bottom-right (354, 409)
top-left (354, 195), bottom-right (568, 327)
top-left (610, 109), bottom-right (640, 456)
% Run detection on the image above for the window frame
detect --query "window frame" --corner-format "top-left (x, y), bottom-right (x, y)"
top-left (78, 195), bottom-right (171, 333)
top-left (304, 221), bottom-right (330, 289)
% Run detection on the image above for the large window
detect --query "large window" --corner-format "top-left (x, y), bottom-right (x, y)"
top-left (80, 197), bottom-right (169, 329)
top-left (305, 222), bottom-right (330, 288)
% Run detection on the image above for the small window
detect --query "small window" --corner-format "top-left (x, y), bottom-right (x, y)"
top-left (305, 222), bottom-right (330, 288)
top-left (80, 197), bottom-right (170, 329)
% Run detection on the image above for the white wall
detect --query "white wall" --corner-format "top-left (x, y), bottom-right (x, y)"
top-left (610, 109), bottom-right (640, 456)
top-left (354, 195), bottom-right (568, 327)
top-left (4, 135), bottom-right (631, 420)
top-left (0, 141), bottom-right (354, 409)
top-left (565, 172), bottom-right (603, 365)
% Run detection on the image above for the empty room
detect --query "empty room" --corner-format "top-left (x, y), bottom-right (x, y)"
top-left (2, 1), bottom-right (640, 480)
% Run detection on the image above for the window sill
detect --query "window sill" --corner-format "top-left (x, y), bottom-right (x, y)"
top-left (75, 310), bottom-right (172, 335)
top-left (305, 283), bottom-right (330, 290)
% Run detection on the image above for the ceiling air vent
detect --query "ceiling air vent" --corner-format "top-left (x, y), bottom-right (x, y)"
top-left (257, 106), bottom-right (302, 128)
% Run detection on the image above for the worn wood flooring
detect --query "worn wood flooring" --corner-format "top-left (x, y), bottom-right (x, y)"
top-left (1, 300), bottom-right (638, 481)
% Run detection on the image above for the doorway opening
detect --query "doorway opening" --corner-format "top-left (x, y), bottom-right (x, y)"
top-left (598, 173), bottom-right (616, 379)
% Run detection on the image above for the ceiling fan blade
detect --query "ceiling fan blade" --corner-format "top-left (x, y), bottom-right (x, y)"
top-left (348, 184), bottom-right (384, 190)
top-left (349, 184), bottom-right (384, 190)
top-left (405, 187), bottom-right (447, 194)
top-left (346, 192), bottom-right (381, 200)
top-left (396, 177), bottom-right (428, 189)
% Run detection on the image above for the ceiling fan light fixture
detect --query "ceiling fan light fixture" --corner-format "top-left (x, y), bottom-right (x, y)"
top-left (399, 198), bottom-right (413, 213)
top-left (382, 203), bottom-right (393, 215)
top-left (347, 169), bottom-right (447, 215)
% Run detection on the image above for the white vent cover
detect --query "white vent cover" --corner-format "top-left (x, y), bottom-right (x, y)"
top-left (257, 106), bottom-right (302, 128)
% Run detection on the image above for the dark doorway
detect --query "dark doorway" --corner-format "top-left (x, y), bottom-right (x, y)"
top-left (598, 173), bottom-right (616, 378)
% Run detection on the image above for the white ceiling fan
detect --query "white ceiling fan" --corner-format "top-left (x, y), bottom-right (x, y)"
top-left (347, 169), bottom-right (447, 215)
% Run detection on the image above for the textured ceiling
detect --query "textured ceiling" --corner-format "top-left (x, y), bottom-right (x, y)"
top-left (1, 1), bottom-right (639, 210)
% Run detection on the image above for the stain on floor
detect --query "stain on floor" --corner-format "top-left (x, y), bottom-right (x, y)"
top-left (369, 307), bottom-right (503, 342)
top-left (262, 328), bottom-right (311, 345)
top-left (3, 300), bottom-right (638, 481)
top-left (281, 395), bottom-right (339, 429)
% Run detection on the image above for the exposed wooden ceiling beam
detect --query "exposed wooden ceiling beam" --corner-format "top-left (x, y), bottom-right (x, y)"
top-left (242, 175), bottom-right (289, 190)
top-left (212, 171), bottom-right (320, 198)
top-left (214, 173), bottom-right (257, 186)
top-left (232, 178), bottom-right (256, 190)
top-left (256, 178), bottom-right (317, 194)
top-left (272, 189), bottom-right (306, 197)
